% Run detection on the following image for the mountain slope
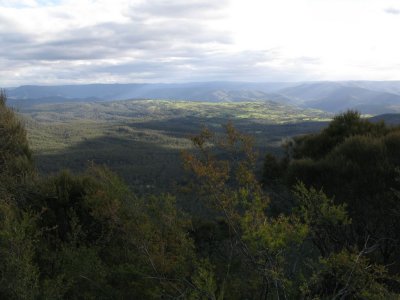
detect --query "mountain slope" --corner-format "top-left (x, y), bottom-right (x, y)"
top-left (7, 82), bottom-right (295, 102)
top-left (344, 81), bottom-right (400, 95)
top-left (7, 81), bottom-right (400, 115)
top-left (369, 113), bottom-right (400, 125)
top-left (278, 82), bottom-right (400, 114)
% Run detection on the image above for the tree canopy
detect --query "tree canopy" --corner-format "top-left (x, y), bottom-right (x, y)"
top-left (1, 96), bottom-right (400, 299)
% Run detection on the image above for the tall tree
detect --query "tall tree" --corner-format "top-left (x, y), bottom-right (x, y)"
top-left (0, 90), bottom-right (33, 199)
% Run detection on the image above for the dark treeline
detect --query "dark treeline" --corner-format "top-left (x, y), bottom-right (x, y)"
top-left (1, 90), bottom-right (400, 299)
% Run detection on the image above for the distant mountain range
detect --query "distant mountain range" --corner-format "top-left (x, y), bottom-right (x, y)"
top-left (6, 81), bottom-right (400, 115)
top-left (278, 82), bottom-right (400, 114)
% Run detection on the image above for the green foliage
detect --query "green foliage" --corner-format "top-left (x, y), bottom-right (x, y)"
top-left (241, 194), bottom-right (308, 253)
top-left (293, 183), bottom-right (350, 255)
top-left (189, 259), bottom-right (220, 300)
top-left (260, 111), bottom-right (400, 296)
top-left (183, 124), bottom-right (310, 298)
top-left (303, 249), bottom-right (396, 299)
top-left (267, 111), bottom-right (400, 265)
top-left (292, 110), bottom-right (387, 160)
top-left (292, 184), bottom-right (399, 299)
top-left (43, 245), bottom-right (107, 299)
top-left (124, 194), bottom-right (195, 297)
top-left (3, 93), bottom-right (400, 298)
top-left (29, 166), bottom-right (196, 298)
top-left (0, 90), bottom-right (34, 198)
top-left (262, 153), bottom-right (284, 184)
top-left (1, 94), bottom-right (201, 298)
top-left (0, 200), bottom-right (40, 299)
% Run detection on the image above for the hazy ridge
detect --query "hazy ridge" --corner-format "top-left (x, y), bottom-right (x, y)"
top-left (7, 81), bottom-right (400, 114)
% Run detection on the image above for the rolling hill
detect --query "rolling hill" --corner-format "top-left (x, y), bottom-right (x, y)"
top-left (278, 82), bottom-right (400, 114)
top-left (7, 82), bottom-right (294, 104)
top-left (7, 81), bottom-right (400, 114)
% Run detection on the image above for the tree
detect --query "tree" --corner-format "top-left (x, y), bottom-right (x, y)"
top-left (0, 93), bottom-right (196, 298)
top-left (0, 90), bottom-right (34, 202)
top-left (183, 123), bottom-right (309, 298)
top-left (31, 166), bottom-right (196, 298)
top-left (263, 111), bottom-right (400, 289)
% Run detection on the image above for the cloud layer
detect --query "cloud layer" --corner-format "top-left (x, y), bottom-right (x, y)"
top-left (1, 0), bottom-right (400, 86)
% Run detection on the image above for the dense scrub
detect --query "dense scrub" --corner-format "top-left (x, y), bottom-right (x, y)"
top-left (263, 110), bottom-right (400, 291)
top-left (1, 90), bottom-right (400, 298)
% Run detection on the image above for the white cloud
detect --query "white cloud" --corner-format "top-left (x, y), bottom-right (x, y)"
top-left (1, 0), bottom-right (400, 85)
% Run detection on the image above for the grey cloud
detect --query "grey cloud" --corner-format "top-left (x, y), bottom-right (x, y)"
top-left (0, 14), bottom-right (34, 44)
top-left (0, 31), bottom-right (34, 44)
top-left (384, 7), bottom-right (400, 15)
top-left (80, 49), bottom-right (315, 83)
top-left (0, 0), bottom-right (317, 85)
top-left (0, 13), bottom-right (232, 62)
top-left (1, 50), bottom-right (316, 86)
top-left (129, 0), bottom-right (228, 20)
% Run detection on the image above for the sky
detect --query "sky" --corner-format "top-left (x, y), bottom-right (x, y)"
top-left (1, 0), bottom-right (400, 86)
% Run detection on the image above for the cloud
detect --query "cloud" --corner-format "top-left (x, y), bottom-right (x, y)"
top-left (384, 7), bottom-right (400, 15)
top-left (2, 0), bottom-right (398, 85)
top-left (0, 0), bottom-right (63, 8)
top-left (130, 0), bottom-right (228, 19)
top-left (0, 0), bottom-right (38, 8)
top-left (0, 0), bottom-right (245, 85)
top-left (0, 4), bottom-right (230, 53)
top-left (1, 47), bottom-right (318, 86)
top-left (0, 12), bottom-right (232, 64)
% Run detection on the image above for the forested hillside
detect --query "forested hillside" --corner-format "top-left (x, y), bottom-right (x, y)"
top-left (2, 89), bottom-right (400, 299)
top-left (19, 99), bottom-right (329, 194)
